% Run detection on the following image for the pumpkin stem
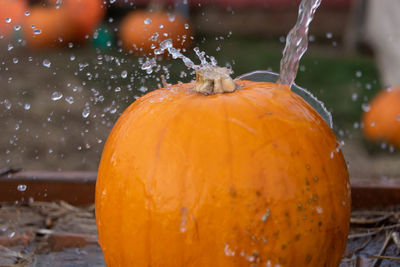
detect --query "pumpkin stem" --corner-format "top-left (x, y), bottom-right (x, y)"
top-left (194, 66), bottom-right (238, 95)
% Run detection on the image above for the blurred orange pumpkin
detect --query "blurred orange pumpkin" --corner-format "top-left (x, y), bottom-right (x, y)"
top-left (0, 0), bottom-right (27, 39)
top-left (23, 7), bottom-right (72, 48)
top-left (96, 67), bottom-right (350, 266)
top-left (54, 0), bottom-right (105, 42)
top-left (24, 0), bottom-right (105, 48)
top-left (362, 87), bottom-right (400, 148)
top-left (119, 10), bottom-right (191, 55)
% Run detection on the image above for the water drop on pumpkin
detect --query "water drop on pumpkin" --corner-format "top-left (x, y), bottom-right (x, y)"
top-left (167, 13), bottom-right (175, 22)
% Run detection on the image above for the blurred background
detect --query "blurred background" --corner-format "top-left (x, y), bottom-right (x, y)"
top-left (0, 0), bottom-right (399, 179)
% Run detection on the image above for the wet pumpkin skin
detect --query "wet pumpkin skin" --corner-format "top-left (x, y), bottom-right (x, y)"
top-left (95, 80), bottom-right (351, 266)
top-left (362, 87), bottom-right (400, 148)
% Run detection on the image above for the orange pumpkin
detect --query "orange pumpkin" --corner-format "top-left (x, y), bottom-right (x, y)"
top-left (95, 67), bottom-right (351, 266)
top-left (23, 7), bottom-right (72, 49)
top-left (119, 10), bottom-right (191, 55)
top-left (23, 0), bottom-right (104, 48)
top-left (54, 0), bottom-right (105, 42)
top-left (362, 87), bottom-right (400, 148)
top-left (0, 0), bottom-right (27, 39)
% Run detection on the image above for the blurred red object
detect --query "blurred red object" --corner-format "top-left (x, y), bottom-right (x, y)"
top-left (0, 0), bottom-right (27, 39)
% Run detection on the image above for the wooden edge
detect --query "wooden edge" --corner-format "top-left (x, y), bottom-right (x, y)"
top-left (1, 171), bottom-right (400, 208)
top-left (0, 171), bottom-right (97, 205)
top-left (350, 178), bottom-right (400, 209)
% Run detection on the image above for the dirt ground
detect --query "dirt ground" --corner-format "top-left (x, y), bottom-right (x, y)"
top-left (0, 44), bottom-right (399, 179)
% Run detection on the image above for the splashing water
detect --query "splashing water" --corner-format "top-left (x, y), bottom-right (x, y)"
top-left (238, 0), bottom-right (332, 127)
top-left (237, 70), bottom-right (333, 127)
top-left (152, 39), bottom-right (218, 73)
top-left (277, 0), bottom-right (322, 86)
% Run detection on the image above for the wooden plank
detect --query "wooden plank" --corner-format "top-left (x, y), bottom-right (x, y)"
top-left (350, 178), bottom-right (400, 209)
top-left (1, 171), bottom-right (400, 208)
top-left (0, 171), bottom-right (96, 205)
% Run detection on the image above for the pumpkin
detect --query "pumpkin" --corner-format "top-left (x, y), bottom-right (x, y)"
top-left (119, 10), bottom-right (191, 55)
top-left (53, 0), bottom-right (105, 42)
top-left (0, 0), bottom-right (27, 39)
top-left (95, 67), bottom-right (351, 266)
top-left (23, 7), bottom-right (72, 49)
top-left (23, 0), bottom-right (104, 48)
top-left (362, 87), bottom-right (400, 148)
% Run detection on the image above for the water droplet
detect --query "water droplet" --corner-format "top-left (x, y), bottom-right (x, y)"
top-left (224, 244), bottom-right (235, 257)
top-left (65, 96), bottom-right (74, 104)
top-left (42, 59), bottom-right (51, 68)
top-left (261, 208), bottom-right (271, 222)
top-left (144, 18), bottom-right (152, 25)
top-left (4, 99), bottom-right (12, 110)
top-left (51, 91), bottom-right (63, 101)
top-left (25, 11), bottom-right (30, 16)
top-left (121, 70), bottom-right (128, 78)
top-left (82, 106), bottom-right (90, 118)
top-left (355, 71), bottom-right (362, 78)
top-left (326, 32), bottom-right (333, 39)
top-left (33, 29), bottom-right (42, 35)
top-left (139, 86), bottom-right (148, 92)
top-left (361, 103), bottom-right (370, 112)
top-left (5, 18), bottom-right (11, 23)
top-left (17, 184), bottom-right (27, 192)
top-left (14, 25), bottom-right (21, 31)
top-left (109, 0), bottom-right (116, 3)
top-left (184, 23), bottom-right (189, 29)
top-left (55, 0), bottom-right (62, 9)
top-left (24, 103), bottom-right (31, 110)
top-left (168, 13), bottom-right (175, 22)
top-left (8, 44), bottom-right (13, 51)
top-left (316, 206), bottom-right (323, 214)
top-left (12, 58), bottom-right (18, 64)
top-left (70, 55), bottom-right (76, 61)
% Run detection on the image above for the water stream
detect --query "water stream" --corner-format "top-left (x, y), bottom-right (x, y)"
top-left (277, 0), bottom-right (322, 86)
